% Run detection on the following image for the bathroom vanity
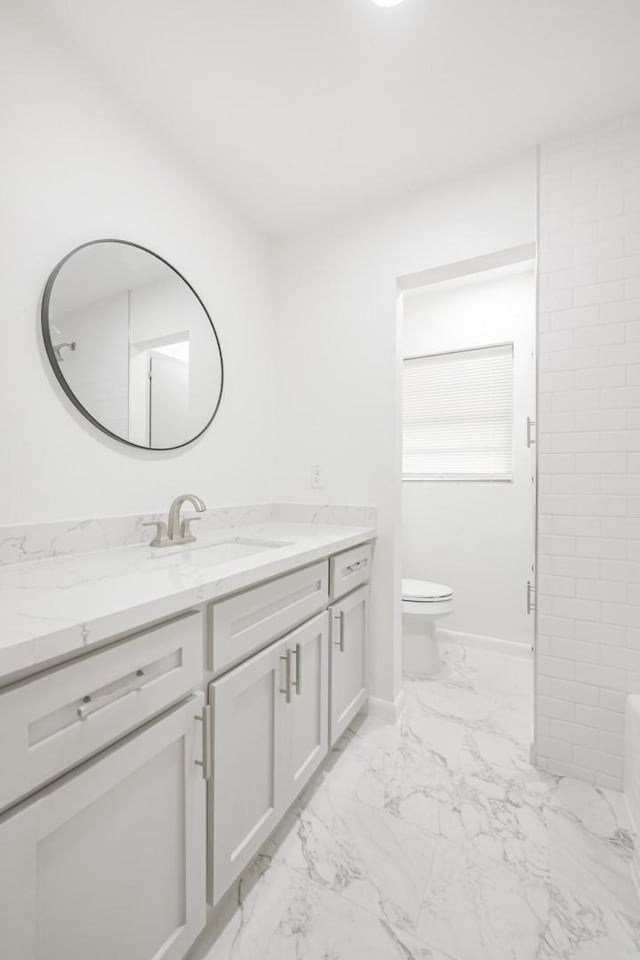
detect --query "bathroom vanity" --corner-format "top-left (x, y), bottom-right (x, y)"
top-left (0, 507), bottom-right (375, 960)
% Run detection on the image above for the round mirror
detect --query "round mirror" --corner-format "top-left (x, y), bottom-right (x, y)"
top-left (41, 239), bottom-right (223, 450)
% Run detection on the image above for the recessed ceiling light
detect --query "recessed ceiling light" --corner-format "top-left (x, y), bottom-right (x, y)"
top-left (370, 0), bottom-right (405, 6)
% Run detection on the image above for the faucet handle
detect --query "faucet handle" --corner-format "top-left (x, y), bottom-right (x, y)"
top-left (143, 520), bottom-right (169, 547)
top-left (180, 515), bottom-right (201, 541)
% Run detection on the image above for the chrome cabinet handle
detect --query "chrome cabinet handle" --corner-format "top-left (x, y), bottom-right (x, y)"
top-left (527, 580), bottom-right (536, 615)
top-left (280, 650), bottom-right (292, 702)
top-left (195, 704), bottom-right (212, 781)
top-left (345, 558), bottom-right (368, 575)
top-left (77, 669), bottom-right (146, 719)
top-left (292, 642), bottom-right (302, 696)
top-left (334, 611), bottom-right (345, 652)
top-left (526, 417), bottom-right (536, 448)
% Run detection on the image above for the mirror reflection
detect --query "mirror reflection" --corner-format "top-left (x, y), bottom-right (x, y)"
top-left (42, 240), bottom-right (223, 449)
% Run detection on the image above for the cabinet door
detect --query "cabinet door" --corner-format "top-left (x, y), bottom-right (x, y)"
top-left (329, 585), bottom-right (369, 746)
top-left (0, 694), bottom-right (207, 960)
top-left (284, 612), bottom-right (329, 805)
top-left (208, 637), bottom-right (287, 905)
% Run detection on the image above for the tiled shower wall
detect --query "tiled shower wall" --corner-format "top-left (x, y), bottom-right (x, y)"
top-left (536, 114), bottom-right (640, 790)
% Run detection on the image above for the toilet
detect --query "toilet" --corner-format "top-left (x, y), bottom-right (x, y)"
top-left (402, 578), bottom-right (454, 677)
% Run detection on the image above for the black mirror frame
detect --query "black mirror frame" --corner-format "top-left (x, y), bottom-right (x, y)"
top-left (41, 238), bottom-right (224, 451)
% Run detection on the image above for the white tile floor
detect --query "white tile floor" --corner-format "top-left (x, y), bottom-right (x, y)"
top-left (192, 643), bottom-right (640, 960)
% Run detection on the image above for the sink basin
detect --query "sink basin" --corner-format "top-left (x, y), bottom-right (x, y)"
top-left (151, 536), bottom-right (292, 564)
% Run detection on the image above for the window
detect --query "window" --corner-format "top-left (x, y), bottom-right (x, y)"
top-left (402, 343), bottom-right (514, 481)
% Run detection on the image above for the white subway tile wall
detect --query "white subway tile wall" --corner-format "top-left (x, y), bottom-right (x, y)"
top-left (537, 114), bottom-right (640, 790)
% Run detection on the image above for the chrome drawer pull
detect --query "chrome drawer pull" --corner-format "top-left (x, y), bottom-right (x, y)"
top-left (292, 642), bottom-right (302, 695)
top-left (344, 558), bottom-right (368, 575)
top-left (77, 669), bottom-right (146, 720)
top-left (280, 651), bottom-right (292, 702)
top-left (334, 611), bottom-right (345, 652)
top-left (195, 704), bottom-right (212, 781)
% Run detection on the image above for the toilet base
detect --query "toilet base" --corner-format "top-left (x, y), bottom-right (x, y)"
top-left (402, 613), bottom-right (443, 677)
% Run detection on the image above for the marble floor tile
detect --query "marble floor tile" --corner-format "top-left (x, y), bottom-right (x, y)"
top-left (415, 837), bottom-right (549, 960)
top-left (545, 774), bottom-right (634, 839)
top-left (546, 810), bottom-right (639, 919)
top-left (267, 782), bottom-right (438, 932)
top-left (190, 860), bottom-right (299, 960)
top-left (259, 874), bottom-right (459, 960)
top-left (437, 767), bottom-right (551, 878)
top-left (318, 713), bottom-right (455, 836)
top-left (538, 883), bottom-right (640, 959)
top-left (404, 667), bottom-right (533, 746)
top-left (196, 641), bottom-right (640, 960)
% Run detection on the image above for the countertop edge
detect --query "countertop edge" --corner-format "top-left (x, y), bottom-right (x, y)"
top-left (0, 526), bottom-right (376, 686)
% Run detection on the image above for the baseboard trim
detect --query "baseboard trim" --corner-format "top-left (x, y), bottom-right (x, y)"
top-left (367, 689), bottom-right (406, 723)
top-left (438, 627), bottom-right (532, 660)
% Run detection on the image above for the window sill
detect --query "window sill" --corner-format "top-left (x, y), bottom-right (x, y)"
top-left (402, 474), bottom-right (514, 483)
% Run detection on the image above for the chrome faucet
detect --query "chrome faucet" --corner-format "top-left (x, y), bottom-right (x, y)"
top-left (144, 494), bottom-right (207, 547)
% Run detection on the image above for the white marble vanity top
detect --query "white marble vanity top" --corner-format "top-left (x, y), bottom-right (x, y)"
top-left (0, 511), bottom-right (376, 683)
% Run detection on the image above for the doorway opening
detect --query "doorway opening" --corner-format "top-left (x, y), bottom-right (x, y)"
top-left (396, 243), bottom-right (537, 744)
top-left (129, 331), bottom-right (190, 448)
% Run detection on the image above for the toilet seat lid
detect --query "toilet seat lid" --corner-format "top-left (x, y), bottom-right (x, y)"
top-left (402, 578), bottom-right (453, 602)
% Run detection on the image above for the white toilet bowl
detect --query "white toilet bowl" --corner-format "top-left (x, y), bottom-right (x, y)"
top-left (402, 578), bottom-right (454, 677)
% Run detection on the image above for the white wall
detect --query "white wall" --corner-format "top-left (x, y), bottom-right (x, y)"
top-left (129, 276), bottom-right (223, 441)
top-left (275, 156), bottom-right (536, 706)
top-left (0, 5), bottom-right (278, 523)
top-left (56, 291), bottom-right (130, 440)
top-left (537, 113), bottom-right (640, 790)
top-left (402, 267), bottom-right (536, 647)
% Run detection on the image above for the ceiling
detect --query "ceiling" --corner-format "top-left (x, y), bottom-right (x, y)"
top-left (27, 0), bottom-right (640, 236)
top-left (50, 242), bottom-right (175, 315)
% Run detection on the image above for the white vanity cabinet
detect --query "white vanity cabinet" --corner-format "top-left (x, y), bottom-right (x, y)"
top-left (0, 532), bottom-right (374, 959)
top-left (208, 611), bottom-right (329, 905)
top-left (0, 693), bottom-right (207, 960)
top-left (329, 584), bottom-right (369, 745)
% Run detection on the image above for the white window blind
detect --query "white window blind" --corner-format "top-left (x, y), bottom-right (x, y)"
top-left (402, 343), bottom-right (514, 481)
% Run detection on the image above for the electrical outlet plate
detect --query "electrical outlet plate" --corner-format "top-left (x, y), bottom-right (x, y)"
top-left (310, 464), bottom-right (323, 489)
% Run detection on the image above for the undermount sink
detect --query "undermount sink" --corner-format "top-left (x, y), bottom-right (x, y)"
top-left (151, 536), bottom-right (292, 563)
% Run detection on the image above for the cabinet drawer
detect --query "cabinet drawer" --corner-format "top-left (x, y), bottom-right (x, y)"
top-left (0, 611), bottom-right (203, 812)
top-left (209, 561), bottom-right (329, 676)
top-left (330, 542), bottom-right (373, 601)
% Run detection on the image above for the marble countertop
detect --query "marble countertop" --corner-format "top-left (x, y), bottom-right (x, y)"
top-left (0, 520), bottom-right (375, 684)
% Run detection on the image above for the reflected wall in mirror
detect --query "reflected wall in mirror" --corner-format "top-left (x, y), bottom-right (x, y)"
top-left (42, 240), bottom-right (224, 450)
